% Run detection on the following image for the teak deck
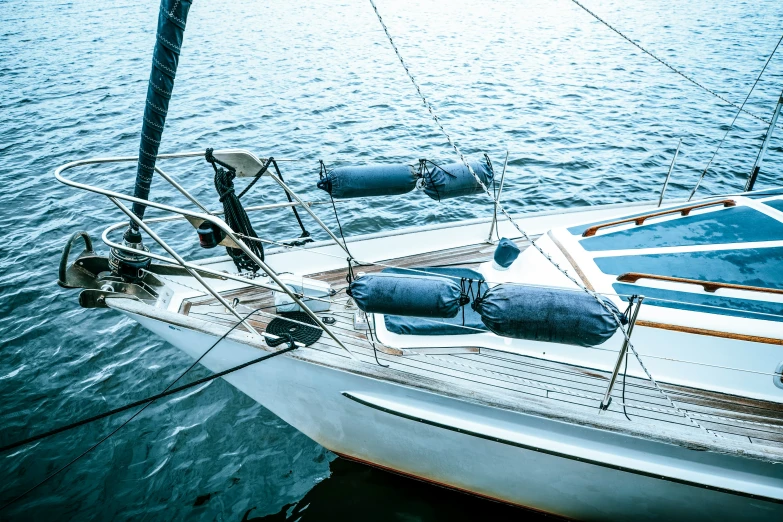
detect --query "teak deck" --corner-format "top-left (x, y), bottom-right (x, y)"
top-left (180, 238), bottom-right (783, 447)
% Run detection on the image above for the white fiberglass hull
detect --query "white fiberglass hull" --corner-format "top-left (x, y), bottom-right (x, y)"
top-left (128, 312), bottom-right (783, 522)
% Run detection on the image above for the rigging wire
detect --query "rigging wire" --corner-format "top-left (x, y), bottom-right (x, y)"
top-left (0, 306), bottom-right (293, 511)
top-left (566, 0), bottom-right (783, 131)
top-left (688, 32), bottom-right (783, 201)
top-left (368, 0), bottom-right (712, 435)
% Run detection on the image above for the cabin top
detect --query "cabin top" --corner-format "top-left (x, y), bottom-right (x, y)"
top-left (545, 192), bottom-right (783, 340)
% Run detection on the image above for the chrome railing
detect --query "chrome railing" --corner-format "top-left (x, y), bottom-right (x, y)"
top-left (55, 150), bottom-right (356, 358)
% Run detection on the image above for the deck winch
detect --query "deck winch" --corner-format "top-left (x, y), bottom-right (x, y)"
top-left (109, 227), bottom-right (152, 282)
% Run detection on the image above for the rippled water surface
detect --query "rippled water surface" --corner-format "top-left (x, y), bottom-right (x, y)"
top-left (2, 0), bottom-right (782, 519)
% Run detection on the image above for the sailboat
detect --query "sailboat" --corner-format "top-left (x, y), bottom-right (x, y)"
top-left (51, 0), bottom-right (783, 520)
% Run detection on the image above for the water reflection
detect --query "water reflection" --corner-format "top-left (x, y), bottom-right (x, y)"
top-left (252, 457), bottom-right (555, 521)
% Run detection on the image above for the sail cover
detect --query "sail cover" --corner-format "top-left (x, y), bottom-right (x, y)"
top-left (131, 0), bottom-right (192, 223)
top-left (473, 284), bottom-right (625, 346)
top-left (317, 164), bottom-right (417, 199)
top-left (423, 158), bottom-right (494, 201)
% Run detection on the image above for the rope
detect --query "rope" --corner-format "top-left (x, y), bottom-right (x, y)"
top-left (0, 306), bottom-right (296, 511)
top-left (688, 31), bottom-right (783, 201)
top-left (0, 307), bottom-right (283, 455)
top-left (368, 0), bottom-right (713, 435)
top-left (566, 0), bottom-right (783, 130)
top-left (206, 148), bottom-right (265, 272)
top-left (318, 160), bottom-right (355, 259)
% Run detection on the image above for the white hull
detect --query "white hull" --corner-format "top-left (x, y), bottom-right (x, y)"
top-left (58, 192), bottom-right (781, 520)
top-left (127, 310), bottom-right (783, 521)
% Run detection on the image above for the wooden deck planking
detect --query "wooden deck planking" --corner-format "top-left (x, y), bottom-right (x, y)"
top-left (182, 239), bottom-right (783, 445)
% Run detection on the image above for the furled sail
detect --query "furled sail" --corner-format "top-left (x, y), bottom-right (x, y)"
top-left (130, 0), bottom-right (192, 224)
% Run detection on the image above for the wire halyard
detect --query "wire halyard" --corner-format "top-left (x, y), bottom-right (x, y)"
top-left (688, 32), bottom-right (783, 201)
top-left (367, 0), bottom-right (714, 435)
top-left (567, 0), bottom-right (783, 131)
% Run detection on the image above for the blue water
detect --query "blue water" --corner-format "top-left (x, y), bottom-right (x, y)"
top-left (2, 0), bottom-right (782, 519)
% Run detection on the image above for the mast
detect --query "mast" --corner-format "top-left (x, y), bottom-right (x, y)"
top-left (111, 0), bottom-right (191, 280)
top-left (745, 88), bottom-right (783, 192)
top-left (130, 0), bottom-right (192, 226)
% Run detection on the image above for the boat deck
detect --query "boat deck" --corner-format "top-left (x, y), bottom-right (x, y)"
top-left (180, 238), bottom-right (783, 448)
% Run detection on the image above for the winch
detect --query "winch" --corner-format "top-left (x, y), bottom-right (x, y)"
top-left (108, 227), bottom-right (152, 282)
top-left (57, 230), bottom-right (174, 309)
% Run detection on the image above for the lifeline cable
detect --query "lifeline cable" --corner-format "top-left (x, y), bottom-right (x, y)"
top-left (0, 307), bottom-right (296, 511)
top-left (621, 348), bottom-right (631, 422)
top-left (368, 0), bottom-right (713, 435)
top-left (566, 0), bottom-right (783, 130)
top-left (239, 158), bottom-right (312, 245)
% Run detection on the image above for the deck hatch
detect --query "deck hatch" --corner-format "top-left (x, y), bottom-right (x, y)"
top-left (595, 248), bottom-right (783, 291)
top-left (579, 206), bottom-right (783, 251)
top-left (762, 198), bottom-right (783, 213)
top-left (612, 283), bottom-right (783, 322)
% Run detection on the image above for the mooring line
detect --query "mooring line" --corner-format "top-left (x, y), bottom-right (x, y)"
top-left (0, 306), bottom-right (296, 511)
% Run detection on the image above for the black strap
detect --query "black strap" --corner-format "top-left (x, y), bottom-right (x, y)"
top-left (470, 281), bottom-right (489, 312)
top-left (206, 148), bottom-right (265, 272)
top-left (268, 159), bottom-right (311, 244)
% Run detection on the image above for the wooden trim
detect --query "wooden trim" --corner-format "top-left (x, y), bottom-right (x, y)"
top-left (375, 343), bottom-right (404, 356)
top-left (547, 231), bottom-right (595, 291)
top-left (636, 320), bottom-right (783, 346)
top-left (617, 272), bottom-right (783, 296)
top-left (333, 451), bottom-right (565, 518)
top-left (582, 199), bottom-right (736, 237)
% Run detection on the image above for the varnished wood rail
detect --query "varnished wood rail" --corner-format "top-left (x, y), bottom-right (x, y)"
top-left (617, 272), bottom-right (783, 296)
top-left (582, 199), bottom-right (736, 237)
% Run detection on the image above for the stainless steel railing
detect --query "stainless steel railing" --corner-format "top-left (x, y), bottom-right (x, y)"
top-left (55, 150), bottom-right (356, 358)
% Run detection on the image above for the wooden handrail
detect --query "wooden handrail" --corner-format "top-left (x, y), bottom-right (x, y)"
top-left (616, 272), bottom-right (783, 296)
top-left (582, 199), bottom-right (736, 237)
